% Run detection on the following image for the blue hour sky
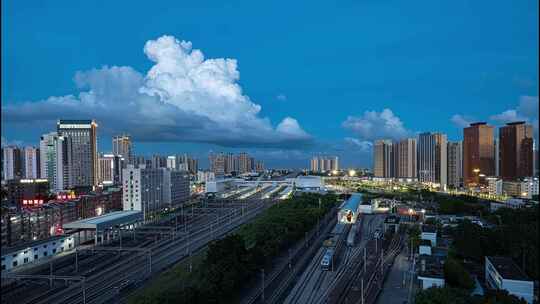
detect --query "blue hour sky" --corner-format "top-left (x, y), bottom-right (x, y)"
top-left (2, 0), bottom-right (538, 168)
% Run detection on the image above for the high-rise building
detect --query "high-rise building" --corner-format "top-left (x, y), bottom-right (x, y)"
top-left (418, 132), bottom-right (447, 187)
top-left (122, 165), bottom-right (189, 220)
top-left (239, 152), bottom-right (250, 173)
top-left (112, 134), bottom-right (133, 164)
top-left (39, 132), bottom-right (71, 191)
top-left (2, 146), bottom-right (23, 181)
top-left (494, 139), bottom-right (500, 177)
top-left (166, 156), bottom-right (177, 170)
top-left (310, 156), bottom-right (339, 173)
top-left (463, 122), bottom-right (494, 186)
top-left (98, 154), bottom-right (123, 185)
top-left (150, 155), bottom-right (167, 169)
top-left (57, 119), bottom-right (98, 187)
top-left (396, 138), bottom-right (417, 178)
top-left (162, 170), bottom-right (190, 208)
top-left (255, 160), bottom-right (265, 173)
top-left (209, 152), bottom-right (225, 177)
top-left (534, 148), bottom-right (539, 177)
top-left (499, 122), bottom-right (534, 180)
top-left (447, 141), bottom-right (463, 188)
top-left (23, 146), bottom-right (40, 179)
top-left (373, 140), bottom-right (393, 178)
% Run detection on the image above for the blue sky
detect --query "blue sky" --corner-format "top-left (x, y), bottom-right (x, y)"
top-left (2, 0), bottom-right (538, 168)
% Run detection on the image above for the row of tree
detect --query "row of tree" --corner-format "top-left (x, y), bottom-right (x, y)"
top-left (415, 287), bottom-right (528, 304)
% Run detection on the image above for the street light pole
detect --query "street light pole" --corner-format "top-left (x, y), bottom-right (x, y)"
top-left (261, 269), bottom-right (265, 303)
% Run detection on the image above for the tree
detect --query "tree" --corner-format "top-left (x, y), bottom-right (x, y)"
top-left (415, 287), bottom-right (472, 304)
top-left (482, 289), bottom-right (528, 304)
top-left (444, 258), bottom-right (475, 290)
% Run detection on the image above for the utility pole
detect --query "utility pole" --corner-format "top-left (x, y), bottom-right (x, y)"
top-left (364, 247), bottom-right (367, 273)
top-left (361, 278), bottom-right (364, 304)
top-left (261, 269), bottom-right (265, 303)
top-left (288, 249), bottom-right (292, 269)
top-left (82, 278), bottom-right (86, 304)
top-left (75, 249), bottom-right (79, 273)
top-left (49, 261), bottom-right (53, 288)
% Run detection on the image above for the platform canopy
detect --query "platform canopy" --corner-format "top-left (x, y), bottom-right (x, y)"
top-left (63, 210), bottom-right (142, 231)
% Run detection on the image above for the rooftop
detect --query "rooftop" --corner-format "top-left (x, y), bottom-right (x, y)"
top-left (63, 210), bottom-right (142, 231)
top-left (341, 193), bottom-right (362, 211)
top-left (420, 240), bottom-right (432, 247)
top-left (486, 256), bottom-right (530, 281)
top-left (418, 254), bottom-right (444, 278)
top-left (1, 235), bottom-right (71, 256)
top-left (422, 225), bottom-right (437, 233)
top-left (384, 215), bottom-right (400, 224)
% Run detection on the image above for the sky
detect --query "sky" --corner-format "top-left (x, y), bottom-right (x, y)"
top-left (2, 0), bottom-right (538, 169)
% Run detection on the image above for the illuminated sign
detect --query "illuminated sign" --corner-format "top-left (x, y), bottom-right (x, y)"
top-left (58, 124), bottom-right (92, 129)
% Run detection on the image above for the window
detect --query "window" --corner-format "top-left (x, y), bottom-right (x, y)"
top-left (52, 242), bottom-right (56, 245)
top-left (43, 245), bottom-right (47, 248)
top-left (23, 258), bottom-right (29, 264)
top-left (34, 248), bottom-right (38, 251)
top-left (60, 247), bottom-right (64, 251)
top-left (52, 249), bottom-right (56, 254)
top-left (12, 261), bottom-right (18, 267)
top-left (68, 244), bottom-right (72, 248)
top-left (34, 255), bottom-right (38, 260)
top-left (43, 252), bottom-right (47, 257)
top-left (23, 250), bottom-right (28, 254)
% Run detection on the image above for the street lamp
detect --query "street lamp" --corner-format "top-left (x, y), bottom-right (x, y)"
top-left (349, 170), bottom-right (356, 177)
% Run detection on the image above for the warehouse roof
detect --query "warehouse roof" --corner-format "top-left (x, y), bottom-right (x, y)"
top-left (63, 210), bottom-right (142, 231)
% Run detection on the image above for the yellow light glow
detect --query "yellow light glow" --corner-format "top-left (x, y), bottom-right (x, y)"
top-left (349, 170), bottom-right (356, 177)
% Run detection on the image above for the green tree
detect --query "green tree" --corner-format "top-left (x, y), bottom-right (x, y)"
top-left (444, 258), bottom-right (475, 290)
top-left (415, 287), bottom-right (472, 304)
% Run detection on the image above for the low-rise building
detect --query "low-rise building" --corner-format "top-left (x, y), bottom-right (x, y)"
top-left (419, 239), bottom-right (432, 256)
top-left (421, 225), bottom-right (437, 247)
top-left (485, 256), bottom-right (534, 303)
top-left (417, 255), bottom-right (445, 289)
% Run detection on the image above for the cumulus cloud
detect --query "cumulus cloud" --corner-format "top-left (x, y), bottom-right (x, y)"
top-left (2, 35), bottom-right (312, 149)
top-left (344, 137), bottom-right (373, 152)
top-left (342, 108), bottom-right (410, 141)
top-left (489, 96), bottom-right (538, 138)
top-left (450, 114), bottom-right (474, 128)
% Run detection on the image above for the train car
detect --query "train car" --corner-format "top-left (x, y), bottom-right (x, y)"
top-left (346, 224), bottom-right (357, 247)
top-left (320, 248), bottom-right (335, 270)
top-left (337, 193), bottom-right (363, 224)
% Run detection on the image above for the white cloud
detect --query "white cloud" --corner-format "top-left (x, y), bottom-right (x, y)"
top-left (344, 137), bottom-right (373, 152)
top-left (342, 108), bottom-right (409, 141)
top-left (489, 96), bottom-right (538, 138)
top-left (2, 35), bottom-right (312, 149)
top-left (489, 110), bottom-right (527, 124)
top-left (450, 114), bottom-right (474, 128)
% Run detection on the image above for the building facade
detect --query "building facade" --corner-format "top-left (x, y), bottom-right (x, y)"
top-left (463, 122), bottom-right (494, 186)
top-left (396, 138), bottom-right (417, 178)
top-left (447, 141), bottom-right (463, 188)
top-left (112, 134), bottom-right (132, 164)
top-left (57, 120), bottom-right (98, 187)
top-left (418, 132), bottom-right (448, 188)
top-left (2, 146), bottom-right (23, 181)
top-left (23, 146), bottom-right (40, 179)
top-left (39, 132), bottom-right (70, 192)
top-left (499, 122), bottom-right (534, 180)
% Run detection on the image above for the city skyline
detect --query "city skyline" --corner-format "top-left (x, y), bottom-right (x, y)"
top-left (1, 1), bottom-right (538, 168)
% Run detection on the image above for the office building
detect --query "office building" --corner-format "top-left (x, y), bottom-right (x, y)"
top-left (57, 119), bottom-right (98, 187)
top-left (23, 146), bottom-right (40, 179)
top-left (40, 132), bottom-right (71, 192)
top-left (2, 146), bottom-right (23, 181)
top-left (447, 141), bottom-right (463, 188)
top-left (418, 133), bottom-right (447, 187)
top-left (499, 122), bottom-right (534, 180)
top-left (112, 134), bottom-right (133, 164)
top-left (463, 122), bottom-right (494, 186)
top-left (485, 256), bottom-right (533, 303)
top-left (166, 156), bottom-right (177, 170)
top-left (494, 139), bottom-right (500, 177)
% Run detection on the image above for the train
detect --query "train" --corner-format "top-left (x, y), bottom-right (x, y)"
top-left (346, 223), bottom-right (358, 247)
top-left (321, 223), bottom-right (348, 271)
